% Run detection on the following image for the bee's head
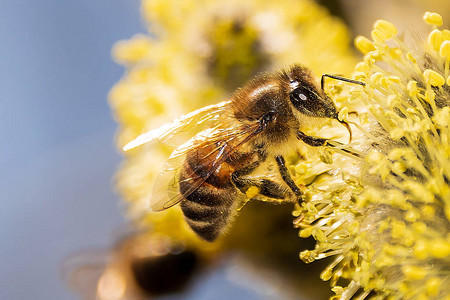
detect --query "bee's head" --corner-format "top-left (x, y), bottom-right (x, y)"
top-left (231, 65), bottom-right (352, 145)
top-left (282, 65), bottom-right (339, 120)
top-left (280, 65), bottom-right (353, 142)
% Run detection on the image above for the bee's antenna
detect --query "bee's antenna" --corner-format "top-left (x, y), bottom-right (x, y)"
top-left (321, 74), bottom-right (366, 91)
top-left (320, 74), bottom-right (364, 144)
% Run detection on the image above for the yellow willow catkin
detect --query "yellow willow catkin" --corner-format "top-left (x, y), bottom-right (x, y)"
top-left (294, 11), bottom-right (450, 300)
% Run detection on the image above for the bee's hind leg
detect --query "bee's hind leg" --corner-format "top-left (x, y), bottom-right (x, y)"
top-left (232, 168), bottom-right (291, 201)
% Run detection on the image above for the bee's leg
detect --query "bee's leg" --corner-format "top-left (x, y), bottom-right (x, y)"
top-left (231, 161), bottom-right (261, 192)
top-left (233, 177), bottom-right (291, 200)
top-left (297, 131), bottom-right (362, 158)
top-left (275, 155), bottom-right (302, 197)
top-left (231, 163), bottom-right (290, 200)
top-left (297, 131), bottom-right (328, 147)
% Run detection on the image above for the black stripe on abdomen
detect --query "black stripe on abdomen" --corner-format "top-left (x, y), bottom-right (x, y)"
top-left (179, 167), bottom-right (237, 242)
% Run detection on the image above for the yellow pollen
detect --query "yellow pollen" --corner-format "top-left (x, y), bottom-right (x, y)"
top-left (430, 240), bottom-right (450, 258)
top-left (423, 12), bottom-right (443, 26)
top-left (440, 40), bottom-right (450, 60)
top-left (371, 29), bottom-right (387, 43)
top-left (112, 36), bottom-right (152, 64)
top-left (245, 186), bottom-right (260, 199)
top-left (320, 267), bottom-right (333, 281)
top-left (413, 240), bottom-right (428, 259)
top-left (422, 205), bottom-right (435, 219)
top-left (443, 29), bottom-right (450, 41)
top-left (355, 36), bottom-right (375, 54)
top-left (428, 29), bottom-right (444, 51)
top-left (355, 62), bottom-right (370, 72)
top-left (406, 52), bottom-right (417, 63)
top-left (407, 80), bottom-right (419, 96)
top-left (423, 69), bottom-right (445, 86)
top-left (373, 20), bottom-right (398, 40)
top-left (299, 227), bottom-right (313, 238)
top-left (425, 277), bottom-right (441, 296)
top-left (402, 265), bottom-right (427, 280)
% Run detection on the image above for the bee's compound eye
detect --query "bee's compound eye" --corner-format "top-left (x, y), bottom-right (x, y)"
top-left (289, 86), bottom-right (324, 116)
top-left (290, 87), bottom-right (312, 103)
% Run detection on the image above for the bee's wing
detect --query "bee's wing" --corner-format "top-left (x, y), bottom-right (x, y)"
top-left (149, 122), bottom-right (262, 211)
top-left (61, 250), bottom-right (111, 300)
top-left (123, 101), bottom-right (231, 151)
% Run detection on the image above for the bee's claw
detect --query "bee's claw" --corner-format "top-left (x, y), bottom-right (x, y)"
top-left (339, 120), bottom-right (352, 144)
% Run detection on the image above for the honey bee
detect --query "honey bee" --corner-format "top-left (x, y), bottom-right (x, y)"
top-left (124, 64), bottom-right (364, 242)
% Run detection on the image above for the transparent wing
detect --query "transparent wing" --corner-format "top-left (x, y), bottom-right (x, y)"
top-left (123, 101), bottom-right (231, 151)
top-left (149, 121), bottom-right (262, 211)
top-left (61, 250), bottom-right (111, 300)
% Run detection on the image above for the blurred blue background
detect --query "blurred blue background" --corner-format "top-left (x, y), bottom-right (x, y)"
top-left (0, 0), bottom-right (137, 299)
top-left (0, 1), bottom-right (279, 299)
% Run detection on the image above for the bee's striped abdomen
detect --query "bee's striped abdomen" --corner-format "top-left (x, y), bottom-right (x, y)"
top-left (178, 145), bottom-right (242, 241)
top-left (179, 181), bottom-right (237, 241)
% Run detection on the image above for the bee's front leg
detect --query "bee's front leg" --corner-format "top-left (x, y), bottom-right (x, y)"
top-left (274, 155), bottom-right (302, 198)
top-left (296, 131), bottom-right (328, 147)
top-left (297, 130), bottom-right (362, 158)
